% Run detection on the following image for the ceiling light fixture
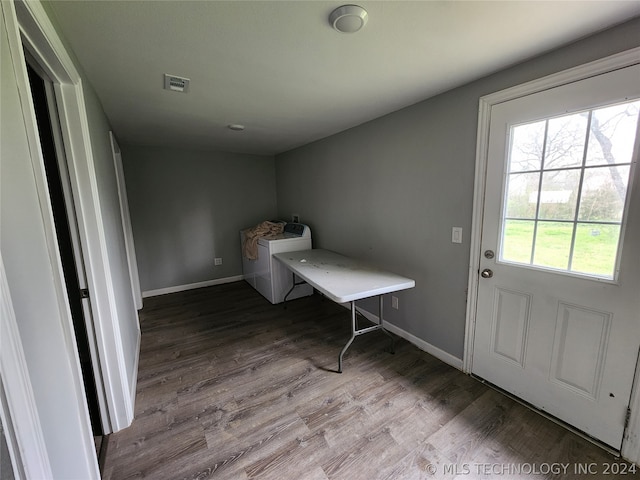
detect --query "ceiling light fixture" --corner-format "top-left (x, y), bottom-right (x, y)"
top-left (228, 124), bottom-right (245, 131)
top-left (329, 5), bottom-right (368, 34)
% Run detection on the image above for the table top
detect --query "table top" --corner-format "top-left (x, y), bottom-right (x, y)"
top-left (273, 249), bottom-right (415, 304)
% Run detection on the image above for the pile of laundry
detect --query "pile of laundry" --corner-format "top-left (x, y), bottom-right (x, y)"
top-left (241, 221), bottom-right (285, 260)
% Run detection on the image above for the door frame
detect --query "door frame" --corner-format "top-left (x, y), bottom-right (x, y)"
top-left (25, 53), bottom-right (110, 437)
top-left (463, 46), bottom-right (640, 462)
top-left (109, 132), bottom-right (143, 312)
top-left (5, 0), bottom-right (136, 435)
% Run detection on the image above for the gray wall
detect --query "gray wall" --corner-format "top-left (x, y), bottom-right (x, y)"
top-left (122, 145), bottom-right (277, 293)
top-left (275, 17), bottom-right (640, 360)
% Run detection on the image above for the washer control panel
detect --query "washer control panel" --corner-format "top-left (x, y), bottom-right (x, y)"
top-left (284, 223), bottom-right (310, 237)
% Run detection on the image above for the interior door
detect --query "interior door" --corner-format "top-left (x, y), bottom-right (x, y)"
top-left (472, 64), bottom-right (640, 450)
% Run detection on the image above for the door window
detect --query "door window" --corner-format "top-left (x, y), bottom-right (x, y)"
top-left (500, 99), bottom-right (640, 280)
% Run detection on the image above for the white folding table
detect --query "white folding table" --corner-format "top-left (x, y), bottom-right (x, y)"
top-left (273, 249), bottom-right (415, 372)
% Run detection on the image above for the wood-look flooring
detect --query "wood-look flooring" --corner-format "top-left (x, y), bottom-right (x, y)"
top-left (101, 281), bottom-right (636, 479)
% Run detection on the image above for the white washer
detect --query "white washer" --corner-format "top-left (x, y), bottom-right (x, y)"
top-left (241, 220), bottom-right (285, 292)
top-left (242, 223), bottom-right (313, 304)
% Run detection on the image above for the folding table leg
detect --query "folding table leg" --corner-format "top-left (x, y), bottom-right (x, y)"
top-left (338, 301), bottom-right (357, 373)
top-left (379, 295), bottom-right (395, 354)
top-left (282, 272), bottom-right (307, 308)
top-left (337, 297), bottom-right (396, 373)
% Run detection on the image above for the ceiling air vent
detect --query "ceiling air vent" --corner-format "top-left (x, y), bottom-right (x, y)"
top-left (164, 74), bottom-right (190, 93)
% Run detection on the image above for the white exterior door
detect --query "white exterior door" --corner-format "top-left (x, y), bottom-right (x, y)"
top-left (472, 64), bottom-right (640, 450)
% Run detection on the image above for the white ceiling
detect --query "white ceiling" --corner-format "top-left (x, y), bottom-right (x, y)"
top-left (48, 1), bottom-right (640, 156)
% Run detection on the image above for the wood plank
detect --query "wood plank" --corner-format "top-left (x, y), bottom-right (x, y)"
top-left (101, 282), bottom-right (634, 480)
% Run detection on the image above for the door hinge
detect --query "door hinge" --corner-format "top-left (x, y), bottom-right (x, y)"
top-left (80, 288), bottom-right (89, 299)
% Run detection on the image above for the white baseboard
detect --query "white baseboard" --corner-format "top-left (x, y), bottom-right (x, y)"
top-left (144, 286), bottom-right (465, 371)
top-left (130, 325), bottom-right (141, 413)
top-left (346, 304), bottom-right (464, 371)
top-left (383, 321), bottom-right (464, 371)
top-left (142, 275), bottom-right (244, 298)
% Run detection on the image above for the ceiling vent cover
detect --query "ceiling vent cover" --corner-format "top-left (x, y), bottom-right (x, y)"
top-left (164, 74), bottom-right (190, 93)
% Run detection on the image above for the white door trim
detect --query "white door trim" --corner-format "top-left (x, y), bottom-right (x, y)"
top-left (1, 1), bottom-right (99, 475)
top-left (11, 0), bottom-right (135, 431)
top-left (110, 131), bottom-right (143, 311)
top-left (464, 46), bottom-right (640, 462)
top-left (109, 131), bottom-right (142, 408)
top-left (0, 254), bottom-right (53, 480)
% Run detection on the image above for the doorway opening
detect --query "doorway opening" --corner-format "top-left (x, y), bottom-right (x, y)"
top-left (24, 60), bottom-right (104, 446)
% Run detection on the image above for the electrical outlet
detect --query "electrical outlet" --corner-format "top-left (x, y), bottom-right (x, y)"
top-left (214, 257), bottom-right (223, 266)
top-left (292, 213), bottom-right (300, 223)
top-left (392, 296), bottom-right (399, 310)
